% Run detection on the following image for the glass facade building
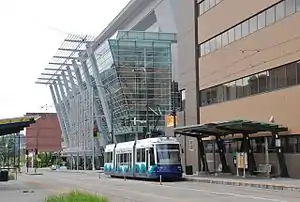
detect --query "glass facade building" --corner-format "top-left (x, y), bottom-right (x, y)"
top-left (86, 31), bottom-right (177, 143)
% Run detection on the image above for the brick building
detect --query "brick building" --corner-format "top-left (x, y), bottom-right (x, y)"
top-left (25, 112), bottom-right (62, 152)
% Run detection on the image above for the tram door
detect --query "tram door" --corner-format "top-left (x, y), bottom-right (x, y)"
top-left (146, 150), bottom-right (149, 171)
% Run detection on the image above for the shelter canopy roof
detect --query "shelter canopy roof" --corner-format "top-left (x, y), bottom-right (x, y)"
top-left (174, 119), bottom-right (288, 138)
top-left (0, 116), bottom-right (39, 136)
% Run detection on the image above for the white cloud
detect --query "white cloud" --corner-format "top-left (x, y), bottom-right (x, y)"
top-left (0, 0), bottom-right (130, 118)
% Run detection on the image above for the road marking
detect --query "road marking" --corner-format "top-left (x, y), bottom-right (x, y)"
top-left (27, 173), bottom-right (289, 202)
top-left (158, 184), bottom-right (288, 202)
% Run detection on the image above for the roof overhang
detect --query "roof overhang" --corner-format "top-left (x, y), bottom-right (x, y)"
top-left (174, 119), bottom-right (289, 139)
top-left (0, 116), bottom-right (40, 136)
top-left (94, 0), bottom-right (151, 44)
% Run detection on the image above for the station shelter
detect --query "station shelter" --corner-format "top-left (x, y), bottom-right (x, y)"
top-left (0, 116), bottom-right (38, 171)
top-left (174, 119), bottom-right (290, 177)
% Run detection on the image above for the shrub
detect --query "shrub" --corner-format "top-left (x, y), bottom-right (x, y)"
top-left (46, 190), bottom-right (109, 202)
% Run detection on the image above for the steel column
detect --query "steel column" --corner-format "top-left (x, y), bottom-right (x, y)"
top-left (76, 58), bottom-right (109, 146)
top-left (86, 47), bottom-right (112, 137)
top-left (272, 132), bottom-right (289, 177)
top-left (215, 136), bottom-right (231, 173)
top-left (197, 137), bottom-right (209, 172)
top-left (240, 134), bottom-right (257, 174)
top-left (53, 82), bottom-right (72, 148)
top-left (50, 84), bottom-right (70, 147)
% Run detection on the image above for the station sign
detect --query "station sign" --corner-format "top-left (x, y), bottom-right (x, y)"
top-left (166, 115), bottom-right (178, 127)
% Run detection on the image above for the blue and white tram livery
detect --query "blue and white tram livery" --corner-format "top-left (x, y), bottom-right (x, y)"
top-left (104, 137), bottom-right (183, 180)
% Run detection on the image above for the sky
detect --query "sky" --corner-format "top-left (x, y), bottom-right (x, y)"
top-left (0, 0), bottom-right (130, 119)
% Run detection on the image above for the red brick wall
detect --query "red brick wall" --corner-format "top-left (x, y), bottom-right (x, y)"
top-left (25, 113), bottom-right (62, 152)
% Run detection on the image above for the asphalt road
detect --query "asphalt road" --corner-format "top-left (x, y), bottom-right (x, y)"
top-left (1, 171), bottom-right (300, 202)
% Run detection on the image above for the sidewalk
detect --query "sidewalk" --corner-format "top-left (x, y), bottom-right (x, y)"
top-left (184, 174), bottom-right (300, 192)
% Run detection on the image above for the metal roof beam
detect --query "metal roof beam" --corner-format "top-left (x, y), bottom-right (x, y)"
top-left (35, 81), bottom-right (51, 85)
top-left (37, 77), bottom-right (57, 81)
top-left (64, 39), bottom-right (93, 43)
top-left (53, 56), bottom-right (78, 60)
top-left (41, 73), bottom-right (60, 76)
top-left (58, 48), bottom-right (84, 52)
top-left (49, 62), bottom-right (72, 66)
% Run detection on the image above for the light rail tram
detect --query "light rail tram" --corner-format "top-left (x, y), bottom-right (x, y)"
top-left (104, 137), bottom-right (183, 180)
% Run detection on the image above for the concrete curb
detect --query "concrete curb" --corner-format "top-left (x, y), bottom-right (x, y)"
top-left (184, 177), bottom-right (300, 192)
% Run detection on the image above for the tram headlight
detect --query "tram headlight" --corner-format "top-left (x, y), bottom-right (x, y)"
top-left (178, 166), bottom-right (182, 171)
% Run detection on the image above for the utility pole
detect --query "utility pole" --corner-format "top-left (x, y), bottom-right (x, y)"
top-left (171, 80), bottom-right (178, 136)
top-left (134, 70), bottom-right (139, 142)
top-left (144, 48), bottom-right (149, 137)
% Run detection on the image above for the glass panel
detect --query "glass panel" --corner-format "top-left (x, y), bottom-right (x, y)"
top-left (275, 1), bottom-right (285, 21)
top-left (297, 0), bottom-right (300, 11)
top-left (285, 0), bottom-right (296, 16)
top-left (204, 41), bottom-right (210, 54)
top-left (216, 35), bottom-right (222, 49)
top-left (200, 44), bottom-right (204, 56)
top-left (266, 7), bottom-right (275, 25)
top-left (210, 38), bottom-right (216, 52)
top-left (243, 76), bottom-right (251, 96)
top-left (228, 81), bottom-right (236, 100)
top-left (258, 71), bottom-right (269, 93)
top-left (201, 89), bottom-right (208, 106)
top-left (206, 89), bottom-right (213, 105)
top-left (210, 0), bottom-right (215, 7)
top-left (258, 11), bottom-right (266, 29)
top-left (274, 67), bottom-right (287, 89)
top-left (236, 79), bottom-right (244, 98)
top-left (286, 62), bottom-right (297, 86)
top-left (216, 85), bottom-right (224, 102)
top-left (210, 87), bottom-right (218, 104)
top-left (241, 20), bottom-right (249, 37)
top-left (228, 28), bottom-right (235, 43)
top-left (222, 84), bottom-right (230, 101)
top-left (234, 24), bottom-right (242, 40)
top-left (222, 32), bottom-right (228, 47)
top-left (249, 74), bottom-right (259, 95)
top-left (204, 0), bottom-right (209, 11)
top-left (249, 16), bottom-right (258, 34)
top-left (297, 61), bottom-right (300, 84)
top-left (269, 68), bottom-right (276, 90)
top-left (199, 2), bottom-right (204, 15)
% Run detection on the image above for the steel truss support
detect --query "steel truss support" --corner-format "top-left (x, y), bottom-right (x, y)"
top-left (72, 60), bottom-right (103, 168)
top-left (86, 46), bottom-right (112, 144)
top-left (75, 58), bottom-right (109, 146)
top-left (49, 85), bottom-right (69, 148)
top-left (52, 82), bottom-right (72, 148)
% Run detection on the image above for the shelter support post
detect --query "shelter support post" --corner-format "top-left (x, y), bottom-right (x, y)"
top-left (272, 132), bottom-right (289, 177)
top-left (197, 137), bottom-right (209, 173)
top-left (215, 136), bottom-right (231, 173)
top-left (240, 134), bottom-right (256, 173)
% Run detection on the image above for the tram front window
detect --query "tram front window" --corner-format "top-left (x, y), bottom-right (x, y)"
top-left (156, 144), bottom-right (181, 165)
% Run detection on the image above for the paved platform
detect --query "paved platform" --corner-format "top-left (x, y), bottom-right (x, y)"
top-left (184, 174), bottom-right (300, 192)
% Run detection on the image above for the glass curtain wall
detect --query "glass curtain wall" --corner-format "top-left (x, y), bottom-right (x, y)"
top-left (92, 31), bottom-right (176, 142)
